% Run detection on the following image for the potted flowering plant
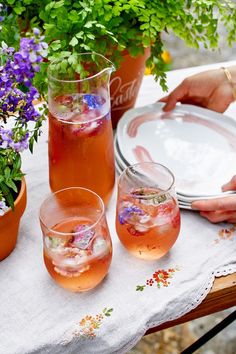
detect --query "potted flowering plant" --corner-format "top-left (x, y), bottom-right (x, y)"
top-left (3, 0), bottom-right (236, 126)
top-left (0, 26), bottom-right (47, 260)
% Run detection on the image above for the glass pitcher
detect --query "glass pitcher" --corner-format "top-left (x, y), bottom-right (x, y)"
top-left (47, 53), bottom-right (115, 205)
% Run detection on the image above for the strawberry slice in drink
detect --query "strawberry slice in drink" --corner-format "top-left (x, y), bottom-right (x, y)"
top-left (55, 94), bottom-right (73, 106)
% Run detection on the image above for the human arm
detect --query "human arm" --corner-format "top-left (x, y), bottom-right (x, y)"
top-left (160, 66), bottom-right (236, 113)
top-left (191, 176), bottom-right (236, 223)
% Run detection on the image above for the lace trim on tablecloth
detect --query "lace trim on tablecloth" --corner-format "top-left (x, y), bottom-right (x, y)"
top-left (117, 264), bottom-right (236, 354)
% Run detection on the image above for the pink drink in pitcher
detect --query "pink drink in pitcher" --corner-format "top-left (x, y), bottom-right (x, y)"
top-left (48, 93), bottom-right (115, 205)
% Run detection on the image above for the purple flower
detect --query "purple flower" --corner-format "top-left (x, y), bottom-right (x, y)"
top-left (83, 94), bottom-right (104, 109)
top-left (0, 24), bottom-right (48, 211)
top-left (0, 128), bottom-right (30, 152)
top-left (0, 28), bottom-right (47, 131)
top-left (118, 206), bottom-right (145, 225)
top-left (33, 28), bottom-right (40, 36)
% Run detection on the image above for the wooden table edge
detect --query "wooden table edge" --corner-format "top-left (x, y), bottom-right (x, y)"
top-left (146, 272), bottom-right (236, 335)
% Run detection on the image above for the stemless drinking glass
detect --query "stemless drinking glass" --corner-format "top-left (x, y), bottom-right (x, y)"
top-left (47, 53), bottom-right (115, 205)
top-left (39, 187), bottom-right (112, 292)
top-left (115, 162), bottom-right (181, 260)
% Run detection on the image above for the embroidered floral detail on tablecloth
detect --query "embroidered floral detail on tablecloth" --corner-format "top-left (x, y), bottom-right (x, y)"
top-left (136, 267), bottom-right (179, 291)
top-left (214, 225), bottom-right (236, 244)
top-left (63, 307), bottom-right (113, 342)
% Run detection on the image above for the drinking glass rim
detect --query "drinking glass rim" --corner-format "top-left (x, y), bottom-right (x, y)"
top-left (118, 162), bottom-right (175, 198)
top-left (47, 52), bottom-right (115, 83)
top-left (39, 187), bottom-right (105, 236)
top-left (50, 111), bottom-right (108, 126)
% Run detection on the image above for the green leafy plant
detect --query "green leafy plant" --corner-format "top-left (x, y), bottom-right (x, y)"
top-left (2, 0), bottom-right (236, 93)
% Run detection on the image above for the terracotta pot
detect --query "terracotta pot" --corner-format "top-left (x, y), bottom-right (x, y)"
top-left (0, 177), bottom-right (27, 261)
top-left (110, 47), bottom-right (150, 128)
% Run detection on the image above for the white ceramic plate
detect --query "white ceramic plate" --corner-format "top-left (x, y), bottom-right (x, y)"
top-left (117, 102), bottom-right (236, 197)
top-left (114, 135), bottom-right (129, 171)
top-left (115, 136), bottom-right (193, 210)
top-left (177, 191), bottom-right (235, 202)
top-left (178, 202), bottom-right (192, 210)
top-left (115, 161), bottom-right (123, 175)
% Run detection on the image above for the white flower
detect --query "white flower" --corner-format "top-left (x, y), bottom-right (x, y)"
top-left (0, 198), bottom-right (9, 216)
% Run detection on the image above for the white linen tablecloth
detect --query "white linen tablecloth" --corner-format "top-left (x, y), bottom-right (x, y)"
top-left (0, 61), bottom-right (236, 354)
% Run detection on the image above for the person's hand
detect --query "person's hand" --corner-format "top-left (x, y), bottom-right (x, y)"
top-left (191, 176), bottom-right (236, 223)
top-left (160, 66), bottom-right (236, 113)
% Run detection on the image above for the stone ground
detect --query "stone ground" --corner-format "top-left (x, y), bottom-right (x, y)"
top-left (126, 28), bottom-right (236, 354)
top-left (162, 28), bottom-right (236, 70)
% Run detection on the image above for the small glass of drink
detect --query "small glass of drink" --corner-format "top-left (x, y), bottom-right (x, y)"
top-left (115, 162), bottom-right (180, 260)
top-left (39, 187), bottom-right (112, 292)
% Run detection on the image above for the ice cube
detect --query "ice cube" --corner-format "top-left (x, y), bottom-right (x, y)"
top-left (54, 264), bottom-right (90, 277)
top-left (51, 247), bottom-right (89, 267)
top-left (92, 236), bottom-right (108, 257)
top-left (139, 214), bottom-right (151, 224)
top-left (153, 215), bottom-right (172, 226)
top-left (135, 224), bottom-right (149, 233)
top-left (44, 236), bottom-right (66, 249)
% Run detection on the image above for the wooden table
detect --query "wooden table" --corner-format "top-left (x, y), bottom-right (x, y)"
top-left (146, 273), bottom-right (236, 334)
top-left (135, 61), bottom-right (236, 335)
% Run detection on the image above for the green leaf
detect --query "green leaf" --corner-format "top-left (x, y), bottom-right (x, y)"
top-left (103, 308), bottom-right (113, 316)
top-left (84, 21), bottom-right (95, 28)
top-left (136, 285), bottom-right (146, 291)
top-left (45, 2), bottom-right (56, 12)
top-left (29, 137), bottom-right (34, 153)
top-left (80, 43), bottom-right (90, 51)
top-left (54, 0), bottom-right (64, 9)
top-left (13, 6), bottom-right (26, 15)
top-left (76, 31), bottom-right (84, 39)
top-left (50, 40), bottom-right (61, 51)
top-left (44, 23), bottom-right (55, 31)
top-left (6, 0), bottom-right (15, 4)
top-left (60, 59), bottom-right (68, 72)
top-left (68, 53), bottom-right (78, 66)
top-left (4, 167), bottom-right (11, 180)
top-left (87, 33), bottom-right (95, 40)
top-left (69, 37), bottom-right (78, 47)
top-left (68, 10), bottom-right (79, 22)
top-left (0, 182), bottom-right (14, 210)
top-left (5, 180), bottom-right (18, 193)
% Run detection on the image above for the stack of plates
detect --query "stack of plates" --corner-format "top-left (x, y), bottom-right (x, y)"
top-left (115, 102), bottom-right (236, 209)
